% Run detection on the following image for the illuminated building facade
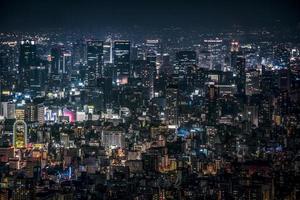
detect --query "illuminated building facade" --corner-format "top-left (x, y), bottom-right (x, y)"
top-left (13, 120), bottom-right (27, 149)
top-left (113, 40), bottom-right (130, 78)
top-left (86, 40), bottom-right (104, 87)
top-left (19, 40), bottom-right (36, 90)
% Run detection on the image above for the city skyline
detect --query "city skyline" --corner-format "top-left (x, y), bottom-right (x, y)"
top-left (0, 1), bottom-right (299, 200)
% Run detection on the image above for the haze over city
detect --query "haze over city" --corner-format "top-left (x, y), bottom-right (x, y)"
top-left (0, 0), bottom-right (300, 199)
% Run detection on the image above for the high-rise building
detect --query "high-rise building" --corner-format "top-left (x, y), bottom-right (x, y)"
top-left (235, 54), bottom-right (246, 96)
top-left (101, 130), bottom-right (125, 149)
top-left (29, 59), bottom-right (47, 90)
top-left (13, 120), bottom-right (27, 149)
top-left (37, 104), bottom-right (45, 125)
top-left (145, 39), bottom-right (161, 55)
top-left (103, 39), bottom-right (113, 64)
top-left (15, 108), bottom-right (25, 121)
top-left (0, 102), bottom-right (15, 119)
top-left (175, 51), bottom-right (197, 77)
top-left (0, 43), bottom-right (18, 91)
top-left (113, 40), bottom-right (130, 77)
top-left (273, 45), bottom-right (290, 69)
top-left (165, 85), bottom-right (178, 126)
top-left (50, 46), bottom-right (63, 74)
top-left (72, 39), bottom-right (86, 66)
top-left (19, 40), bottom-right (36, 90)
top-left (143, 54), bottom-right (156, 99)
top-left (231, 41), bottom-right (246, 95)
top-left (230, 41), bottom-right (239, 72)
top-left (25, 103), bottom-right (37, 122)
top-left (203, 39), bottom-right (225, 70)
top-left (86, 40), bottom-right (104, 87)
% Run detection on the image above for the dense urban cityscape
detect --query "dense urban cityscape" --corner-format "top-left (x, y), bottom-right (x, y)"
top-left (0, 0), bottom-right (300, 200)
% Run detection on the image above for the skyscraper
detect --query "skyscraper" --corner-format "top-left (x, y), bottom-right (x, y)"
top-left (203, 39), bottom-right (225, 70)
top-left (165, 85), bottom-right (178, 126)
top-left (13, 120), bottom-right (27, 149)
top-left (72, 39), bottom-right (86, 66)
top-left (19, 40), bottom-right (36, 90)
top-left (29, 59), bottom-right (47, 90)
top-left (50, 46), bottom-right (63, 74)
top-left (235, 54), bottom-right (246, 96)
top-left (231, 41), bottom-right (246, 95)
top-left (86, 40), bottom-right (104, 87)
top-left (143, 54), bottom-right (156, 99)
top-left (113, 40), bottom-right (130, 78)
top-left (175, 51), bottom-right (197, 77)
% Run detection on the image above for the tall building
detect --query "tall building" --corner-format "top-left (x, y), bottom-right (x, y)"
top-left (72, 39), bottom-right (86, 66)
top-left (231, 41), bottom-right (246, 95)
top-left (175, 51), bottom-right (197, 77)
top-left (29, 59), bottom-right (47, 90)
top-left (203, 39), bottom-right (225, 70)
top-left (50, 46), bottom-right (63, 74)
top-left (165, 85), bottom-right (178, 126)
top-left (0, 43), bottom-right (18, 91)
top-left (235, 54), bottom-right (246, 95)
top-left (145, 39), bottom-right (161, 55)
top-left (103, 39), bottom-right (113, 64)
top-left (13, 120), bottom-right (27, 149)
top-left (143, 54), bottom-right (157, 99)
top-left (0, 102), bottom-right (15, 119)
top-left (86, 40), bottom-right (104, 87)
top-left (19, 40), bottom-right (36, 90)
top-left (113, 40), bottom-right (130, 77)
top-left (230, 41), bottom-right (240, 72)
top-left (101, 130), bottom-right (125, 149)
top-left (273, 45), bottom-right (290, 69)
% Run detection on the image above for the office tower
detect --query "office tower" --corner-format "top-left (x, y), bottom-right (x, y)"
top-left (165, 85), bottom-right (178, 126)
top-left (231, 41), bottom-right (246, 95)
top-left (37, 104), bottom-right (45, 125)
top-left (101, 130), bottom-right (125, 149)
top-left (72, 39), bottom-right (86, 66)
top-left (25, 103), bottom-right (37, 122)
top-left (99, 77), bottom-right (113, 109)
top-left (145, 39), bottom-right (161, 55)
top-left (160, 53), bottom-right (172, 75)
top-left (246, 70), bottom-right (260, 96)
top-left (103, 39), bottom-right (113, 64)
top-left (113, 40), bottom-right (130, 77)
top-left (13, 120), bottom-right (28, 149)
top-left (235, 54), bottom-right (246, 96)
top-left (0, 44), bottom-right (18, 92)
top-left (198, 50), bottom-right (211, 69)
top-left (273, 45), bottom-right (290, 69)
top-left (230, 41), bottom-right (240, 72)
top-left (203, 39), bottom-right (225, 70)
top-left (175, 51), bottom-right (197, 77)
top-left (162, 53), bottom-right (170, 66)
top-left (142, 54), bottom-right (156, 99)
top-left (19, 40), bottom-right (37, 90)
top-left (207, 83), bottom-right (219, 125)
top-left (29, 59), bottom-right (47, 90)
top-left (62, 52), bottom-right (71, 74)
top-left (86, 40), bottom-right (104, 87)
top-left (131, 45), bottom-right (138, 61)
top-left (50, 46), bottom-right (63, 74)
top-left (0, 102), bottom-right (16, 119)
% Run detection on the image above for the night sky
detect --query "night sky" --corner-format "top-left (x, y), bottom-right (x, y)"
top-left (0, 0), bottom-right (299, 31)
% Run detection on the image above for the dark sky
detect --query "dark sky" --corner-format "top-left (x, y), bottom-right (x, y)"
top-left (0, 0), bottom-right (299, 31)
